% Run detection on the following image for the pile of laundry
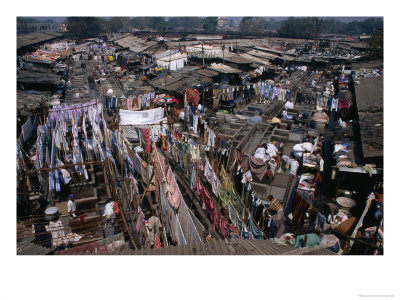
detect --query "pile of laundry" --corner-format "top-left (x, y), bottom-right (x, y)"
top-left (333, 142), bottom-right (356, 168)
top-left (28, 49), bottom-right (60, 62)
top-left (354, 68), bottom-right (382, 78)
top-left (298, 173), bottom-right (317, 190)
top-left (293, 142), bottom-right (314, 158)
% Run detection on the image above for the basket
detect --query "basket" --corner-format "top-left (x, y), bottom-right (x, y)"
top-left (336, 197), bottom-right (356, 209)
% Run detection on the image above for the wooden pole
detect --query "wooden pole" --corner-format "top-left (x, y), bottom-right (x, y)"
top-left (225, 142), bottom-right (233, 171)
top-left (140, 172), bottom-right (155, 204)
top-left (152, 152), bottom-right (166, 247)
top-left (21, 160), bottom-right (106, 175)
top-left (202, 43), bottom-right (204, 67)
top-left (106, 157), bottom-right (137, 249)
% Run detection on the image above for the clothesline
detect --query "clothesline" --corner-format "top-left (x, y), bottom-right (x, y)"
top-left (118, 121), bottom-right (168, 127)
top-left (48, 100), bottom-right (99, 112)
top-left (22, 160), bottom-right (106, 175)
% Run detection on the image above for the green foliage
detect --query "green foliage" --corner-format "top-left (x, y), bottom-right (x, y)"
top-left (239, 17), bottom-right (266, 33)
top-left (203, 17), bottom-right (218, 32)
top-left (66, 17), bottom-right (105, 39)
top-left (278, 17), bottom-right (325, 39)
top-left (367, 29), bottom-right (383, 58)
top-left (129, 17), bottom-right (167, 30)
top-left (320, 18), bottom-right (347, 34)
top-left (263, 19), bottom-right (282, 31)
top-left (129, 17), bottom-right (147, 29)
top-left (167, 17), bottom-right (203, 30)
top-left (105, 17), bottom-right (130, 33)
top-left (130, 16), bottom-right (217, 31)
top-left (147, 17), bottom-right (167, 30)
top-left (277, 17), bottom-right (383, 38)
top-left (345, 18), bottom-right (383, 35)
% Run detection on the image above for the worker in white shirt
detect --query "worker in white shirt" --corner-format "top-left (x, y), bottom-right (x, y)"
top-left (284, 100), bottom-right (294, 110)
top-left (67, 194), bottom-right (77, 218)
top-left (179, 110), bottom-right (185, 121)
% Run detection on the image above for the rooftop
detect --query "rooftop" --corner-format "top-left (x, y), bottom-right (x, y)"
top-left (355, 76), bottom-right (384, 158)
top-left (17, 32), bottom-right (64, 49)
top-left (207, 63), bottom-right (242, 74)
top-left (114, 35), bottom-right (158, 54)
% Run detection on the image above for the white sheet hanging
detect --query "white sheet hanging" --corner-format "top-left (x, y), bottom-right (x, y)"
top-left (119, 107), bottom-right (165, 126)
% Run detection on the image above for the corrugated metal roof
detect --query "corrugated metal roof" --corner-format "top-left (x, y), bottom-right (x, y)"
top-left (223, 54), bottom-right (253, 65)
top-left (17, 32), bottom-right (64, 49)
top-left (238, 53), bottom-right (272, 66)
top-left (115, 35), bottom-right (158, 54)
top-left (194, 68), bottom-right (219, 77)
top-left (17, 236), bottom-right (52, 255)
top-left (248, 49), bottom-right (294, 62)
top-left (207, 64), bottom-right (242, 74)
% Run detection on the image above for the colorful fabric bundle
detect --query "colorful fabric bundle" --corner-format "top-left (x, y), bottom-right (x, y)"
top-left (292, 193), bottom-right (309, 230)
top-left (338, 98), bottom-right (350, 109)
top-left (196, 176), bottom-right (230, 237)
top-left (249, 156), bottom-right (270, 180)
top-left (185, 88), bottom-right (200, 106)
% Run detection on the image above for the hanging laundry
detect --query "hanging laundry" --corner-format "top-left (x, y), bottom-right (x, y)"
top-left (139, 128), bottom-right (151, 153)
top-left (166, 167), bottom-right (181, 209)
top-left (207, 128), bottom-right (215, 147)
top-left (185, 88), bottom-right (200, 106)
top-left (248, 217), bottom-right (263, 240)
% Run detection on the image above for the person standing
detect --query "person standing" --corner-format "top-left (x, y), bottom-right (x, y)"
top-left (147, 214), bottom-right (162, 249)
top-left (67, 194), bottom-right (77, 218)
top-left (103, 198), bottom-right (116, 228)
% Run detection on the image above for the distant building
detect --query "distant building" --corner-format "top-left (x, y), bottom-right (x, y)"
top-left (58, 24), bottom-right (67, 32)
top-left (359, 34), bottom-right (371, 41)
top-left (17, 21), bottom-right (59, 34)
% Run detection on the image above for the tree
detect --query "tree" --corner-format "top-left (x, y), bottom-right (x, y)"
top-left (239, 17), bottom-right (266, 33)
top-left (309, 17), bottom-right (324, 39)
top-left (128, 17), bottom-right (167, 30)
top-left (167, 17), bottom-right (203, 30)
top-left (367, 29), bottom-right (383, 59)
top-left (264, 19), bottom-right (282, 31)
top-left (203, 17), bottom-right (218, 32)
top-left (320, 18), bottom-right (346, 34)
top-left (106, 17), bottom-right (130, 33)
top-left (130, 17), bottom-right (147, 30)
top-left (147, 17), bottom-right (167, 30)
top-left (66, 17), bottom-right (105, 39)
top-left (278, 17), bottom-right (309, 39)
top-left (277, 17), bottom-right (325, 39)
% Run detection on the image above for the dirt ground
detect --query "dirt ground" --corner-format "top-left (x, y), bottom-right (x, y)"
top-left (351, 59), bottom-right (383, 70)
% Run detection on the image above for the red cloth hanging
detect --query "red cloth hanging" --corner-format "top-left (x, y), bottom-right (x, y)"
top-left (139, 128), bottom-right (151, 153)
top-left (185, 88), bottom-right (200, 106)
top-left (154, 235), bottom-right (161, 249)
top-left (113, 201), bottom-right (119, 214)
top-left (196, 176), bottom-right (230, 237)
